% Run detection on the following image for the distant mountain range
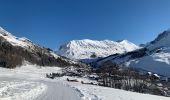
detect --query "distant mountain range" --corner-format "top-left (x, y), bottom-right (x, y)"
top-left (57, 39), bottom-right (139, 61)
top-left (1, 26), bottom-right (170, 77)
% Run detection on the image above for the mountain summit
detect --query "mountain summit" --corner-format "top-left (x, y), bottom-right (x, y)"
top-left (147, 30), bottom-right (170, 50)
top-left (57, 39), bottom-right (139, 60)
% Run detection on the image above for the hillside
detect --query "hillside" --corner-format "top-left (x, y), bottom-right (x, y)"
top-left (95, 29), bottom-right (170, 76)
top-left (0, 27), bottom-right (80, 68)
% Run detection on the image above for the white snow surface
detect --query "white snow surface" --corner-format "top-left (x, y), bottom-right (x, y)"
top-left (0, 64), bottom-right (169, 100)
top-left (125, 48), bottom-right (170, 76)
top-left (69, 82), bottom-right (170, 100)
top-left (57, 39), bottom-right (139, 60)
top-left (0, 79), bottom-right (46, 100)
top-left (0, 65), bottom-right (81, 100)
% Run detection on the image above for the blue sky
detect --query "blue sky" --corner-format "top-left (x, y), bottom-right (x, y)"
top-left (1, 0), bottom-right (170, 50)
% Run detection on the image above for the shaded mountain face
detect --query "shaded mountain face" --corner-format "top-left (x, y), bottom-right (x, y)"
top-left (147, 30), bottom-right (170, 50)
top-left (95, 29), bottom-right (170, 76)
top-left (0, 27), bottom-right (79, 68)
top-left (57, 39), bottom-right (139, 61)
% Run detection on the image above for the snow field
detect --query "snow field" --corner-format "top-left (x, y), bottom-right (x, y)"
top-left (0, 80), bottom-right (47, 100)
top-left (0, 65), bottom-right (170, 100)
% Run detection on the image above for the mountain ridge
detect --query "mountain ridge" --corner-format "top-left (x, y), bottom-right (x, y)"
top-left (0, 27), bottom-right (82, 68)
top-left (57, 39), bottom-right (140, 61)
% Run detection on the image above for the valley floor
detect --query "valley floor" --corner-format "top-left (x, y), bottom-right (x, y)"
top-left (0, 65), bottom-right (169, 100)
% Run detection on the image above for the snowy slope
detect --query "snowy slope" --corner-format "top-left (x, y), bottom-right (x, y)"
top-left (70, 82), bottom-right (170, 100)
top-left (147, 29), bottom-right (170, 50)
top-left (57, 39), bottom-right (139, 60)
top-left (96, 29), bottom-right (170, 76)
top-left (0, 65), bottom-right (169, 100)
top-left (126, 30), bottom-right (170, 76)
top-left (125, 49), bottom-right (170, 76)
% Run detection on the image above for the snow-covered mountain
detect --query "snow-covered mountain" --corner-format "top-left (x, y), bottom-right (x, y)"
top-left (57, 39), bottom-right (139, 60)
top-left (0, 27), bottom-right (81, 68)
top-left (147, 29), bottom-right (170, 50)
top-left (0, 27), bottom-right (36, 49)
top-left (96, 29), bottom-right (170, 76)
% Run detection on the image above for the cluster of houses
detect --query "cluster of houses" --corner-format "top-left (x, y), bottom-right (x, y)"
top-left (46, 66), bottom-right (90, 79)
top-left (146, 72), bottom-right (170, 82)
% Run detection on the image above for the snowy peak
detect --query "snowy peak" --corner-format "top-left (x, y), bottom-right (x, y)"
top-left (0, 27), bottom-right (34, 48)
top-left (0, 27), bottom-right (13, 36)
top-left (57, 39), bottom-right (139, 60)
top-left (147, 29), bottom-right (170, 50)
top-left (18, 37), bottom-right (33, 43)
top-left (0, 27), bottom-right (44, 53)
top-left (118, 40), bottom-right (140, 51)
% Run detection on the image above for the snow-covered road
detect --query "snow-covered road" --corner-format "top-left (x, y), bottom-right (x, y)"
top-left (36, 80), bottom-right (81, 100)
top-left (0, 77), bottom-right (81, 100)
